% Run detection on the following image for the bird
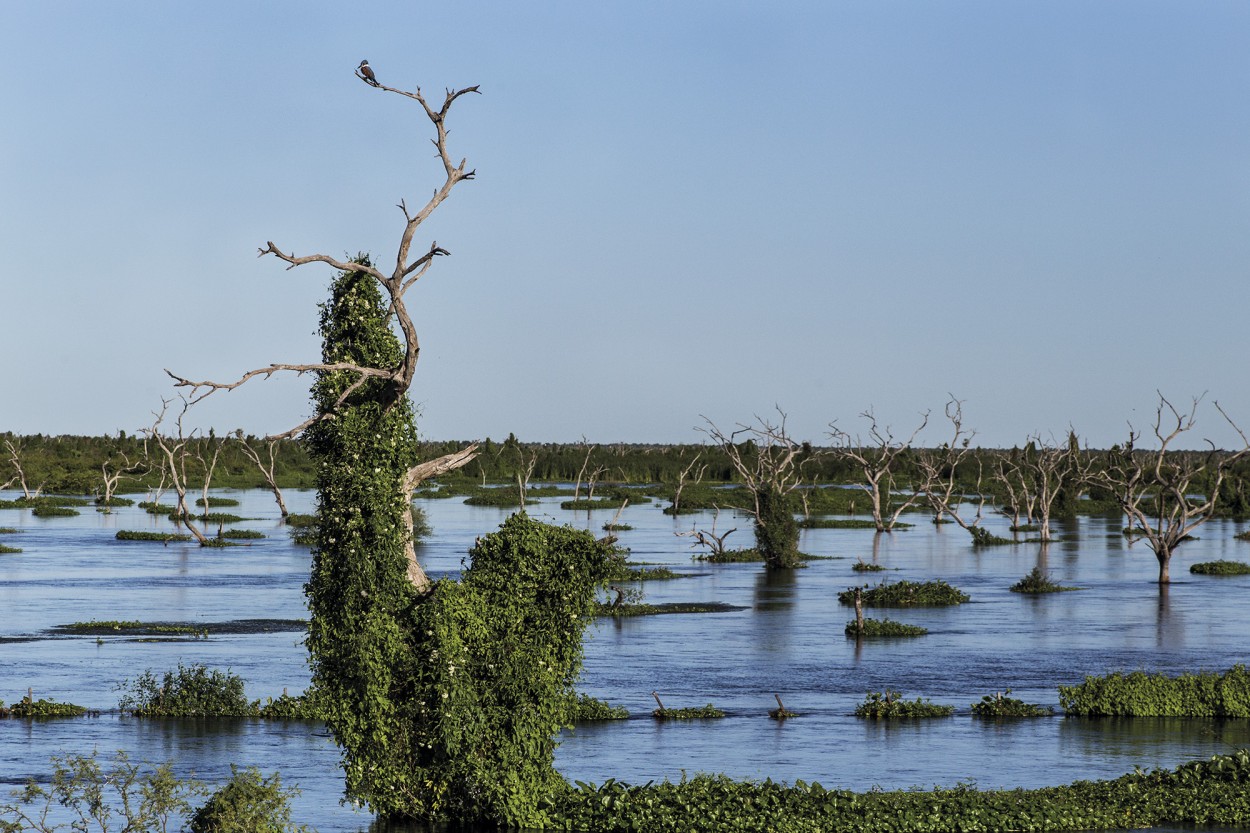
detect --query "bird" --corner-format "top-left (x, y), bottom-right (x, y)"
top-left (358, 60), bottom-right (379, 86)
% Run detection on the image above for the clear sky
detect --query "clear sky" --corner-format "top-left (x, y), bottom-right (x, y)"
top-left (3, 2), bottom-right (1248, 449)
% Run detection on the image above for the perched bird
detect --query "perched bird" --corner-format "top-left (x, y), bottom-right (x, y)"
top-left (358, 60), bottom-right (379, 86)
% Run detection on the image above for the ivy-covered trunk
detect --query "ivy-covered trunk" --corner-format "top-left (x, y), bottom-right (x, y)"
top-left (303, 264), bottom-right (613, 827)
top-left (754, 486), bottom-right (800, 568)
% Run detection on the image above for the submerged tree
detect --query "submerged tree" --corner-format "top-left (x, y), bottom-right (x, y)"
top-left (167, 67), bottom-right (614, 827)
top-left (828, 408), bottom-right (929, 533)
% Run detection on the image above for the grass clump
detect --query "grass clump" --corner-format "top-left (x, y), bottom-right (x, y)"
top-left (971, 691), bottom-right (1054, 718)
top-left (116, 530), bottom-right (193, 543)
top-left (844, 618), bottom-right (928, 638)
top-left (3, 695), bottom-right (87, 718)
top-left (602, 522), bottom-right (633, 532)
top-left (256, 690), bottom-right (327, 721)
top-left (652, 704), bottom-right (725, 721)
top-left (1190, 560), bottom-right (1250, 576)
top-left (1059, 665), bottom-right (1250, 717)
top-left (855, 690), bottom-right (954, 719)
top-left (139, 501), bottom-right (177, 514)
top-left (851, 560), bottom-right (884, 572)
top-left (838, 579), bottom-right (969, 607)
top-left (60, 620), bottom-right (207, 637)
top-left (222, 528), bottom-right (265, 539)
top-left (0, 543), bottom-right (20, 554)
top-left (197, 496), bottom-right (241, 507)
top-left (969, 526), bottom-right (1013, 547)
top-left (1010, 566), bottom-right (1079, 594)
top-left (569, 693), bottom-right (629, 722)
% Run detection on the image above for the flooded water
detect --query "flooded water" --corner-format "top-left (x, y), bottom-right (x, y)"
top-left (2, 488), bottom-right (1249, 831)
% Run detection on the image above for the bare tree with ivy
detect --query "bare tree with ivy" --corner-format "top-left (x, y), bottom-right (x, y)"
top-left (700, 408), bottom-right (807, 568)
top-left (1086, 394), bottom-right (1249, 584)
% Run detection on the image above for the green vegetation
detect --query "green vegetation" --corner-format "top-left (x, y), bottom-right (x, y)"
top-left (1060, 665), bottom-right (1250, 717)
top-left (189, 765), bottom-right (309, 833)
top-left (221, 528), bottom-right (265, 539)
top-left (596, 601), bottom-right (743, 617)
top-left (602, 522), bottom-right (632, 532)
top-left (561, 498), bottom-right (631, 511)
top-left (139, 502), bottom-right (177, 514)
top-left (118, 664), bottom-right (253, 716)
top-left (59, 620), bottom-right (207, 637)
top-left (838, 579), bottom-right (970, 607)
top-left (0, 543), bottom-right (20, 554)
top-left (0, 751), bottom-right (205, 832)
top-left (171, 511), bottom-right (244, 524)
top-left (95, 496), bottom-right (135, 507)
top-left (31, 506), bottom-right (79, 518)
top-left (569, 693), bottom-right (629, 722)
top-left (855, 690), bottom-right (954, 719)
top-left (544, 749), bottom-right (1250, 833)
top-left (971, 691), bottom-right (1054, 717)
top-left (969, 526), bottom-right (1014, 546)
top-left (1010, 566), bottom-right (1079, 593)
top-left (256, 690), bottom-right (327, 721)
top-left (754, 486), bottom-right (802, 569)
top-left (851, 560), bottom-right (884, 572)
top-left (844, 618), bottom-right (928, 638)
top-left (116, 530), bottom-right (193, 543)
top-left (2, 695), bottom-right (87, 718)
top-left (0, 527), bottom-right (15, 533)
top-left (197, 496), bottom-right (241, 507)
top-left (1190, 560), bottom-right (1250, 575)
top-left (801, 518), bottom-right (909, 529)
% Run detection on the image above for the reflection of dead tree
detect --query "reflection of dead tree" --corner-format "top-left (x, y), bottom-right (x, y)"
top-left (916, 398), bottom-right (990, 541)
top-left (676, 507), bottom-right (738, 559)
top-left (700, 408), bottom-right (807, 569)
top-left (142, 399), bottom-right (209, 545)
top-left (828, 409), bottom-right (929, 532)
top-left (4, 439), bottom-right (43, 499)
top-left (238, 433), bottom-right (289, 519)
top-left (1087, 394), bottom-right (1249, 584)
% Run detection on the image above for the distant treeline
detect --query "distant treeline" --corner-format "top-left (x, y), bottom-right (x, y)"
top-left (3, 432), bottom-right (1249, 519)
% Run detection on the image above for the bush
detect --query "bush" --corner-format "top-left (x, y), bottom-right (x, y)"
top-left (569, 693), bottom-right (629, 722)
top-left (116, 530), bottom-right (193, 543)
top-left (31, 506), bottom-right (79, 518)
top-left (119, 664), bottom-right (256, 717)
top-left (653, 704), bottom-right (725, 720)
top-left (5, 695), bottom-right (86, 718)
top-left (189, 765), bottom-right (309, 833)
top-left (838, 580), bottom-right (969, 607)
top-left (844, 618), bottom-right (928, 638)
top-left (969, 526), bottom-right (1013, 546)
top-left (855, 690), bottom-right (954, 719)
top-left (1190, 560), bottom-right (1250, 575)
top-left (851, 560), bottom-right (884, 572)
top-left (1059, 665), bottom-right (1250, 717)
top-left (1010, 566), bottom-right (1079, 593)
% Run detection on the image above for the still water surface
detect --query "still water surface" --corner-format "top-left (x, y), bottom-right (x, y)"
top-left (2, 488), bottom-right (1249, 830)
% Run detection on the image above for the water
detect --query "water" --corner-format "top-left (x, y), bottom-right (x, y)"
top-left (2, 489), bottom-right (1249, 830)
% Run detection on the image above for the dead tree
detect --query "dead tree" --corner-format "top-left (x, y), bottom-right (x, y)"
top-left (1086, 394), bottom-right (1249, 584)
top-left (165, 75), bottom-right (481, 589)
top-left (99, 450), bottom-right (144, 512)
top-left (4, 439), bottom-right (42, 499)
top-left (828, 408), bottom-right (929, 532)
top-left (676, 506), bottom-right (738, 559)
top-left (700, 408), bottom-right (806, 569)
top-left (915, 398), bottom-right (991, 541)
top-left (572, 437), bottom-right (595, 503)
top-left (993, 432), bottom-right (1079, 541)
top-left (238, 434), bottom-right (290, 519)
top-left (668, 452), bottom-right (707, 515)
top-left (141, 399), bottom-right (209, 545)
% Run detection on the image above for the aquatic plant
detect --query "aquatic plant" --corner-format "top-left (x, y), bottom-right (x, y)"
top-left (118, 663), bottom-right (253, 717)
top-left (855, 690), bottom-right (954, 719)
top-left (4, 695), bottom-right (86, 718)
top-left (971, 691), bottom-right (1054, 717)
top-left (31, 506), bottom-right (79, 518)
top-left (189, 765), bottom-right (309, 833)
top-left (844, 618), bottom-right (928, 638)
top-left (838, 579), bottom-right (969, 607)
top-left (115, 530), bottom-right (193, 543)
top-left (1059, 665), bottom-right (1250, 717)
top-left (1010, 566), bottom-right (1079, 593)
top-left (1189, 559), bottom-right (1250, 575)
top-left (569, 693), bottom-right (629, 722)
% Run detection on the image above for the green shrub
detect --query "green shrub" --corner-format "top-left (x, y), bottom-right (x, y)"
top-left (855, 690), bottom-right (954, 719)
top-left (1059, 665), bottom-right (1250, 717)
top-left (222, 529), bottom-right (265, 539)
top-left (6, 695), bottom-right (87, 718)
top-left (838, 580), bottom-right (969, 607)
top-left (851, 560), bottom-right (884, 572)
top-left (653, 704), bottom-right (725, 720)
top-left (969, 526), bottom-right (1013, 546)
top-left (1010, 566), bottom-right (1079, 593)
top-left (119, 664), bottom-right (256, 717)
top-left (197, 496), bottom-right (241, 507)
top-left (0, 543), bottom-right (20, 554)
top-left (844, 618), bottom-right (928, 638)
top-left (189, 765), bottom-right (309, 833)
top-left (799, 518), bottom-right (889, 529)
top-left (569, 693), bottom-right (629, 722)
top-left (257, 690), bottom-right (327, 721)
top-left (971, 691), bottom-right (1054, 717)
top-left (1190, 560), bottom-right (1250, 575)
top-left (139, 501), bottom-right (177, 514)
top-left (602, 522), bottom-right (633, 532)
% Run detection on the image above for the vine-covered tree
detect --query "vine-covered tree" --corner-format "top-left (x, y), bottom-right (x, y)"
top-left (167, 67), bottom-right (617, 827)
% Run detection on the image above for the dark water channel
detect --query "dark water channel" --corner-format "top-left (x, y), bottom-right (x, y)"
top-left (2, 488), bottom-right (1249, 831)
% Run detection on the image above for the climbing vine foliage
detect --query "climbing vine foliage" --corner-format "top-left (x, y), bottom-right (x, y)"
top-left (303, 263), bottom-right (613, 826)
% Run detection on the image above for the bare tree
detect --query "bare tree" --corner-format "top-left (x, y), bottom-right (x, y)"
top-left (700, 408), bottom-right (807, 568)
top-left (676, 506), bottom-right (738, 560)
top-left (164, 74), bottom-right (481, 588)
top-left (915, 398), bottom-right (995, 543)
top-left (993, 432), bottom-right (1080, 542)
top-left (1087, 394), bottom-right (1249, 583)
top-left (141, 399), bottom-right (210, 546)
top-left (828, 408), bottom-right (929, 532)
top-left (572, 437), bottom-right (595, 503)
top-left (515, 445), bottom-right (538, 510)
top-left (667, 452), bottom-right (707, 516)
top-left (4, 439), bottom-right (42, 499)
top-left (237, 433), bottom-right (289, 519)
top-left (99, 449), bottom-right (145, 513)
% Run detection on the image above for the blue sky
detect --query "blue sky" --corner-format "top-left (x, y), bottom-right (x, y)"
top-left (3, 2), bottom-right (1248, 449)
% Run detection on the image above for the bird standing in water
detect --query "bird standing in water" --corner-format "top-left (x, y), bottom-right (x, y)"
top-left (358, 60), bottom-right (379, 86)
